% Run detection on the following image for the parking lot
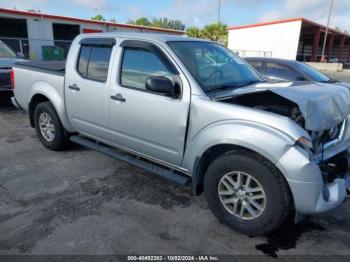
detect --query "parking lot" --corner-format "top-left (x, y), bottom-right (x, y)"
top-left (1, 72), bottom-right (350, 259)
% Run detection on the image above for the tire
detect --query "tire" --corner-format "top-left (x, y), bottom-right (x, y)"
top-left (204, 149), bottom-right (292, 236)
top-left (34, 101), bottom-right (67, 150)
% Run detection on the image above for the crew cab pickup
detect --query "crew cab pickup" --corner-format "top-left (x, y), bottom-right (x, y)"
top-left (11, 33), bottom-right (350, 235)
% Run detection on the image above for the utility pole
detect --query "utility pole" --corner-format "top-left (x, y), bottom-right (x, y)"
top-left (321, 0), bottom-right (334, 62)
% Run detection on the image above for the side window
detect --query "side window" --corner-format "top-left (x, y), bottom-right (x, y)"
top-left (77, 46), bottom-right (90, 78)
top-left (248, 61), bottom-right (264, 74)
top-left (265, 62), bottom-right (299, 81)
top-left (121, 48), bottom-right (172, 90)
top-left (77, 45), bottom-right (112, 82)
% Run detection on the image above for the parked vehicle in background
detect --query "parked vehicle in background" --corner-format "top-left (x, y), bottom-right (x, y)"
top-left (0, 40), bottom-right (26, 96)
top-left (11, 33), bottom-right (350, 236)
top-left (329, 59), bottom-right (350, 69)
top-left (245, 57), bottom-right (350, 88)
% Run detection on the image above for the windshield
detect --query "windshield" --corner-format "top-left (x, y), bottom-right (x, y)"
top-left (0, 41), bottom-right (16, 59)
top-left (295, 62), bottom-right (330, 82)
top-left (167, 41), bottom-right (263, 92)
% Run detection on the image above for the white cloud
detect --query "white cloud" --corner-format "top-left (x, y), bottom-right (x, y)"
top-left (0, 0), bottom-right (49, 11)
top-left (70, 0), bottom-right (109, 10)
top-left (0, 0), bottom-right (115, 14)
top-left (157, 0), bottom-right (281, 27)
top-left (159, 0), bottom-right (218, 26)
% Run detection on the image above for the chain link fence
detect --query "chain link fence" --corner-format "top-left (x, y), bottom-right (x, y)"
top-left (231, 50), bottom-right (272, 58)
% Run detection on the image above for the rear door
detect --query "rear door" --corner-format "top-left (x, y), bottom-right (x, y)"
top-left (107, 40), bottom-right (191, 166)
top-left (65, 38), bottom-right (115, 140)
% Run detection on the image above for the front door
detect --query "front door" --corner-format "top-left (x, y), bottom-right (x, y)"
top-left (108, 40), bottom-right (190, 166)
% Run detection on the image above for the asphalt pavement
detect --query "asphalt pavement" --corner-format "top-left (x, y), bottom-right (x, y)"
top-left (1, 73), bottom-right (350, 260)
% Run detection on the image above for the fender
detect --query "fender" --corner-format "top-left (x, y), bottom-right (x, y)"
top-left (182, 120), bottom-right (301, 193)
top-left (29, 81), bottom-right (75, 132)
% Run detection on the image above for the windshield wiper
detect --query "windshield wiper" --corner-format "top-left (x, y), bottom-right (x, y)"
top-left (207, 79), bottom-right (264, 92)
top-left (320, 79), bottom-right (339, 83)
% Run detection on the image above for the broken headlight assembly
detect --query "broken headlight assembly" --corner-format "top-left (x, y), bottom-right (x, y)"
top-left (296, 136), bottom-right (314, 157)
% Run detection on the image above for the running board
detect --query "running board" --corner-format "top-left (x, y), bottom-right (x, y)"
top-left (69, 135), bottom-right (190, 185)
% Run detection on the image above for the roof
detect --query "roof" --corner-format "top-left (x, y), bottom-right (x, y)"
top-left (229, 17), bottom-right (350, 37)
top-left (0, 8), bottom-right (184, 35)
top-left (78, 32), bottom-right (208, 42)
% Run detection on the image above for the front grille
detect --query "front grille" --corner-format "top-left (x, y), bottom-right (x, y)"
top-left (324, 122), bottom-right (343, 143)
top-left (0, 71), bottom-right (11, 89)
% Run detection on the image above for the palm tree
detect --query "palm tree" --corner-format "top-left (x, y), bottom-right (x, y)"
top-left (201, 22), bottom-right (228, 45)
top-left (186, 27), bottom-right (202, 38)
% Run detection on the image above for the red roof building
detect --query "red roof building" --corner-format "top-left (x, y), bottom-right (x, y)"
top-left (0, 8), bottom-right (184, 60)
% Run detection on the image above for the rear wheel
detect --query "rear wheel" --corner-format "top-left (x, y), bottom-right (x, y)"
top-left (204, 149), bottom-right (292, 236)
top-left (34, 101), bottom-right (67, 150)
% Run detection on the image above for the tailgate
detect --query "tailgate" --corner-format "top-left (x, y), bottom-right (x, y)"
top-left (0, 69), bottom-right (11, 91)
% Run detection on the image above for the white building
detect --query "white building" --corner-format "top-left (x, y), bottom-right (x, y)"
top-left (228, 18), bottom-right (350, 62)
top-left (0, 8), bottom-right (184, 60)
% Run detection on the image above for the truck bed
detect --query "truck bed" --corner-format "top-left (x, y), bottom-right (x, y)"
top-left (15, 60), bottom-right (65, 76)
top-left (13, 62), bottom-right (65, 111)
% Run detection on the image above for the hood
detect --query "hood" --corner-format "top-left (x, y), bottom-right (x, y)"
top-left (214, 81), bottom-right (350, 131)
top-left (335, 81), bottom-right (350, 89)
top-left (0, 58), bottom-right (27, 69)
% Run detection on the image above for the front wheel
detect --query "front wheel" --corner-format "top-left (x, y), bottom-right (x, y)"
top-left (34, 101), bottom-right (67, 150)
top-left (204, 149), bottom-right (292, 236)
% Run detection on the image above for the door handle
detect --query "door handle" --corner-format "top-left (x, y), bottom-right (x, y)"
top-left (111, 93), bottom-right (126, 102)
top-left (68, 84), bottom-right (80, 91)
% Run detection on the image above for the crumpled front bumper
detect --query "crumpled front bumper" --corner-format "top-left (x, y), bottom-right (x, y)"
top-left (276, 145), bottom-right (350, 215)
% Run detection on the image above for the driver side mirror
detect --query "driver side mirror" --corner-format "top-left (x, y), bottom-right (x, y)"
top-left (145, 76), bottom-right (178, 98)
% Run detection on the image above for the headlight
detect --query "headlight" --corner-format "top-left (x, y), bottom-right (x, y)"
top-left (296, 136), bottom-right (314, 156)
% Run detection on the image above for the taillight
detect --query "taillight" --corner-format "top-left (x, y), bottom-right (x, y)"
top-left (10, 69), bottom-right (14, 91)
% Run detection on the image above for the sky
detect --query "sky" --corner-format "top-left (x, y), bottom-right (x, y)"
top-left (0, 0), bottom-right (349, 31)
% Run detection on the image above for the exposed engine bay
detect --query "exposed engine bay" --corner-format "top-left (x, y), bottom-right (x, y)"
top-left (222, 91), bottom-right (305, 127)
top-left (217, 90), bottom-right (346, 154)
top-left (214, 81), bottom-right (350, 132)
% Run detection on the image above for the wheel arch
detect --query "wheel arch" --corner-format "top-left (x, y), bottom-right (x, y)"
top-left (191, 143), bottom-right (293, 200)
top-left (28, 82), bottom-right (74, 132)
top-left (183, 122), bottom-right (297, 195)
top-left (29, 94), bottom-right (50, 127)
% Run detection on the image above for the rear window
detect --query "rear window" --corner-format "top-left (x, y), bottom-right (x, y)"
top-left (77, 45), bottom-right (112, 82)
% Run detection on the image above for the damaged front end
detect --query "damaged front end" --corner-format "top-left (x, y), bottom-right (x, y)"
top-left (214, 81), bottom-right (350, 155)
top-left (213, 81), bottom-right (350, 213)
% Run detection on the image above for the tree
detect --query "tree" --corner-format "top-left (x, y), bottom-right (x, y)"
top-left (185, 23), bottom-right (228, 46)
top-left (201, 22), bottom-right (228, 45)
top-left (186, 27), bottom-right (202, 38)
top-left (109, 18), bottom-right (117, 23)
top-left (28, 9), bottom-right (41, 13)
top-left (126, 16), bottom-right (185, 30)
top-left (135, 17), bottom-right (151, 26)
top-left (151, 17), bottom-right (185, 31)
top-left (91, 14), bottom-right (105, 21)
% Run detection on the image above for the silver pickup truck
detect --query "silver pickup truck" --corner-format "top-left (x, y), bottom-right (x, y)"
top-left (11, 33), bottom-right (350, 235)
